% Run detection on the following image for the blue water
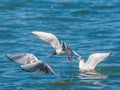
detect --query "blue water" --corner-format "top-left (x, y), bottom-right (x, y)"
top-left (0, 0), bottom-right (120, 90)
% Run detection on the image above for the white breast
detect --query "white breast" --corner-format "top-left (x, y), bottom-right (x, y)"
top-left (56, 49), bottom-right (67, 55)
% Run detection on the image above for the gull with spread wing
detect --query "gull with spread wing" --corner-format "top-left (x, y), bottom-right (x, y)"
top-left (74, 52), bottom-right (111, 71)
top-left (32, 31), bottom-right (74, 61)
top-left (6, 53), bottom-right (55, 74)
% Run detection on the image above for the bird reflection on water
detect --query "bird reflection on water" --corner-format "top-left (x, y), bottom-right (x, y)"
top-left (77, 70), bottom-right (108, 80)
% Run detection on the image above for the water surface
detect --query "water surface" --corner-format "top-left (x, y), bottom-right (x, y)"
top-left (0, 0), bottom-right (120, 90)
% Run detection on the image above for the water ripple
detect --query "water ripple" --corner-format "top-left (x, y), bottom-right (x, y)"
top-left (0, 0), bottom-right (120, 90)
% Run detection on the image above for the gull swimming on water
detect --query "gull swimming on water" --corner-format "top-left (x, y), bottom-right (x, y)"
top-left (32, 31), bottom-right (74, 61)
top-left (6, 53), bottom-right (55, 74)
top-left (73, 52), bottom-right (111, 71)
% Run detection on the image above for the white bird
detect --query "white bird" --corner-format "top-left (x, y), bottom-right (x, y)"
top-left (76, 53), bottom-right (111, 71)
top-left (6, 53), bottom-right (55, 74)
top-left (32, 31), bottom-right (74, 61)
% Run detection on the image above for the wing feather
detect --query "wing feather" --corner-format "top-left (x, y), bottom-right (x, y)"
top-left (32, 31), bottom-right (61, 49)
top-left (6, 53), bottom-right (55, 74)
top-left (6, 53), bottom-right (38, 65)
top-left (20, 61), bottom-right (55, 74)
top-left (85, 53), bottom-right (111, 70)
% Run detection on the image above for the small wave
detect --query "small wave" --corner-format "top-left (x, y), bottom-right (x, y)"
top-left (0, 3), bottom-right (25, 10)
top-left (77, 71), bottom-right (108, 80)
top-left (71, 9), bottom-right (89, 15)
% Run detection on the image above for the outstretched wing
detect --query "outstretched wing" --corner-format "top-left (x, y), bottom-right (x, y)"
top-left (85, 53), bottom-right (111, 70)
top-left (32, 31), bottom-right (61, 49)
top-left (6, 53), bottom-right (38, 65)
top-left (20, 61), bottom-right (55, 74)
top-left (6, 53), bottom-right (55, 74)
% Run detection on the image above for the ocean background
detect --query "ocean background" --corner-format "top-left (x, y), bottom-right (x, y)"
top-left (0, 0), bottom-right (120, 90)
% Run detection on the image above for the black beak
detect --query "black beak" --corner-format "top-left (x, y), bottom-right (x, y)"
top-left (50, 53), bottom-right (54, 58)
top-left (50, 50), bottom-right (56, 58)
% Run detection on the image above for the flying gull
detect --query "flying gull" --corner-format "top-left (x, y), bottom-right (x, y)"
top-left (32, 31), bottom-right (75, 62)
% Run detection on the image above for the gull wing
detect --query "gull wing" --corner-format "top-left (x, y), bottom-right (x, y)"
top-left (20, 61), bottom-right (55, 74)
top-left (62, 42), bottom-right (68, 51)
top-left (72, 50), bottom-right (83, 57)
top-left (6, 53), bottom-right (38, 65)
top-left (85, 53), bottom-right (111, 70)
top-left (32, 31), bottom-right (61, 49)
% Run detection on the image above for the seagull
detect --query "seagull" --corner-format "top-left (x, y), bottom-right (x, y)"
top-left (74, 52), bottom-right (111, 71)
top-left (32, 31), bottom-right (74, 62)
top-left (6, 53), bottom-right (55, 74)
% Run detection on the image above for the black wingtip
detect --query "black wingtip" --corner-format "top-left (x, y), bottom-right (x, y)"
top-left (6, 54), bottom-right (12, 61)
top-left (109, 52), bottom-right (112, 56)
top-left (6, 54), bottom-right (9, 58)
top-left (50, 70), bottom-right (55, 74)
